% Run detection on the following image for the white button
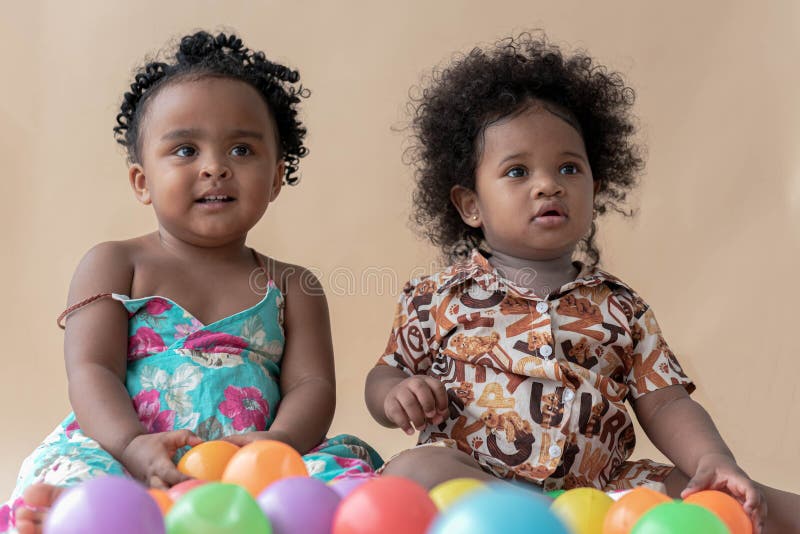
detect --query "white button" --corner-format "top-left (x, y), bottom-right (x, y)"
top-left (549, 444), bottom-right (562, 457)
top-left (563, 389), bottom-right (575, 402)
top-left (536, 301), bottom-right (549, 314)
top-left (539, 345), bottom-right (553, 357)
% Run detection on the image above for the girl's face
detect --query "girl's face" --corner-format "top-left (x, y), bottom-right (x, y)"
top-left (129, 77), bottom-right (284, 247)
top-left (452, 103), bottom-right (595, 261)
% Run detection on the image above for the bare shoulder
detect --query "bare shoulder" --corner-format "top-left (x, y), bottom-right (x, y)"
top-left (255, 253), bottom-right (325, 300)
top-left (68, 237), bottom-right (147, 303)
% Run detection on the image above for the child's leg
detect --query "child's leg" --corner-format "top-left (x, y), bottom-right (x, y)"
top-left (380, 445), bottom-right (497, 490)
top-left (664, 469), bottom-right (800, 534)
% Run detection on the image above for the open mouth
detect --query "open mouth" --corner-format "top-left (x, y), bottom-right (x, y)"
top-left (538, 210), bottom-right (563, 217)
top-left (196, 195), bottom-right (235, 203)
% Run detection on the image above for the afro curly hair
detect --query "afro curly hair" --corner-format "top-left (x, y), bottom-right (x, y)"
top-left (407, 32), bottom-right (644, 266)
top-left (114, 31), bottom-right (309, 185)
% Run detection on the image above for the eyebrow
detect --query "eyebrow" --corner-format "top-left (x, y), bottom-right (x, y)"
top-left (497, 150), bottom-right (588, 168)
top-left (160, 128), bottom-right (265, 142)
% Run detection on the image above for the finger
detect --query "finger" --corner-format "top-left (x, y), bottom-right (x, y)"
top-left (681, 468), bottom-right (715, 498)
top-left (384, 397), bottom-right (414, 435)
top-left (396, 389), bottom-right (427, 429)
top-left (408, 382), bottom-right (437, 417)
top-left (157, 461), bottom-right (192, 487)
top-left (222, 434), bottom-right (249, 446)
top-left (149, 475), bottom-right (168, 490)
top-left (168, 429), bottom-right (203, 448)
top-left (424, 377), bottom-right (450, 415)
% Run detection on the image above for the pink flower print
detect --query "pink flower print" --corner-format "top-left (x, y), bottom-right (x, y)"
top-left (218, 386), bottom-right (269, 431)
top-left (65, 419), bottom-right (81, 438)
top-left (0, 503), bottom-right (13, 531)
top-left (129, 327), bottom-right (167, 360)
top-left (132, 390), bottom-right (175, 433)
top-left (175, 317), bottom-right (204, 338)
top-left (184, 331), bottom-right (248, 354)
top-left (145, 298), bottom-right (173, 316)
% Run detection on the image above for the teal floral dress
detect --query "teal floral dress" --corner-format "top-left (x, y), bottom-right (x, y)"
top-left (0, 281), bottom-right (381, 532)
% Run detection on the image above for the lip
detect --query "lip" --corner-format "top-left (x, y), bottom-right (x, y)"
top-left (532, 201), bottom-right (568, 219)
top-left (195, 189), bottom-right (237, 204)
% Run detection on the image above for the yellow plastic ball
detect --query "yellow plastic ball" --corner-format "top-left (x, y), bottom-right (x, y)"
top-left (429, 478), bottom-right (486, 510)
top-left (551, 487), bottom-right (614, 534)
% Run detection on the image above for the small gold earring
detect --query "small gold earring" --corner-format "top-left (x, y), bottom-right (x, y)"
top-left (471, 215), bottom-right (478, 221)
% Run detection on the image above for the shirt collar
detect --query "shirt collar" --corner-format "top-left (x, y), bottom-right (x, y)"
top-left (436, 248), bottom-right (634, 297)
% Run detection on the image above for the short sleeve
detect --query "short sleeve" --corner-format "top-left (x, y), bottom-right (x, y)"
top-left (377, 279), bottom-right (434, 376)
top-left (625, 302), bottom-right (695, 399)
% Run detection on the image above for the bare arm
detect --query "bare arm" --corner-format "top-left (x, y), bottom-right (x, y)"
top-left (64, 242), bottom-right (200, 487)
top-left (225, 266), bottom-right (337, 454)
top-left (633, 385), bottom-right (733, 476)
top-left (633, 385), bottom-right (765, 527)
top-left (64, 242), bottom-right (146, 459)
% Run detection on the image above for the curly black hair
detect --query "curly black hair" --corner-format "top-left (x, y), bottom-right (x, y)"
top-left (114, 31), bottom-right (309, 185)
top-left (408, 32), bottom-right (644, 266)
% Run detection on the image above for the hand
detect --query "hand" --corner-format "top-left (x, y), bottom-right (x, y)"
top-left (222, 429), bottom-right (297, 450)
top-left (383, 375), bottom-right (449, 435)
top-left (681, 453), bottom-right (766, 533)
top-left (120, 430), bottom-right (203, 489)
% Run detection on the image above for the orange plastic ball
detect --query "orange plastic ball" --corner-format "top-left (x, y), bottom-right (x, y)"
top-left (147, 488), bottom-right (174, 515)
top-left (177, 440), bottom-right (240, 481)
top-left (221, 439), bottom-right (308, 496)
top-left (602, 487), bottom-right (672, 534)
top-left (684, 490), bottom-right (753, 534)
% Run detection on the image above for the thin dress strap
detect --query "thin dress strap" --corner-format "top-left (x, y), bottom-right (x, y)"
top-left (57, 249), bottom-right (271, 329)
top-left (57, 293), bottom-right (114, 330)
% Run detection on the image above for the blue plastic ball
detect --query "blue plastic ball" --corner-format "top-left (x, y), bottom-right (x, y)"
top-left (428, 484), bottom-right (570, 534)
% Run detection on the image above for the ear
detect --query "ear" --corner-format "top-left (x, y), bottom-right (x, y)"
top-left (593, 179), bottom-right (601, 196)
top-left (269, 160), bottom-right (285, 202)
top-left (450, 185), bottom-right (481, 228)
top-left (129, 164), bottom-right (151, 205)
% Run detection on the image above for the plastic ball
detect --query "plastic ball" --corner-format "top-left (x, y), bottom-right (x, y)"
top-left (257, 476), bottom-right (341, 534)
top-left (547, 489), bottom-right (567, 500)
top-left (221, 440), bottom-right (308, 497)
top-left (332, 476), bottom-right (437, 534)
top-left (429, 484), bottom-right (570, 534)
top-left (429, 478), bottom-right (486, 510)
top-left (43, 476), bottom-right (165, 534)
top-left (167, 479), bottom-right (207, 501)
top-left (684, 490), bottom-right (753, 534)
top-left (147, 488), bottom-right (174, 515)
top-left (328, 472), bottom-right (378, 498)
top-left (632, 501), bottom-right (730, 534)
top-left (177, 440), bottom-right (240, 481)
top-left (602, 487), bottom-right (672, 534)
top-left (552, 487), bottom-right (614, 534)
top-left (165, 482), bottom-right (271, 534)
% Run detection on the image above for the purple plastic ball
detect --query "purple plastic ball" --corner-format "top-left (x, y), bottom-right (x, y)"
top-left (43, 476), bottom-right (164, 534)
top-left (257, 477), bottom-right (340, 534)
top-left (328, 473), bottom-right (377, 498)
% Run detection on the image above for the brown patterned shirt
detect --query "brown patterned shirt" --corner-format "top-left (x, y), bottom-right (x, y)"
top-left (379, 249), bottom-right (694, 490)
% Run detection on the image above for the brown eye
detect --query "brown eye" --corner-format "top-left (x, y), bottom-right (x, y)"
top-left (559, 163), bottom-right (579, 175)
top-left (505, 166), bottom-right (527, 178)
top-left (175, 146), bottom-right (197, 158)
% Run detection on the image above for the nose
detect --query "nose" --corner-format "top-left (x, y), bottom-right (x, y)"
top-left (200, 154), bottom-right (231, 180)
top-left (531, 170), bottom-right (564, 198)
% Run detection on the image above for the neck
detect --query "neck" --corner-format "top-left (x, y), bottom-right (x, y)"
top-left (487, 249), bottom-right (578, 297)
top-left (154, 229), bottom-right (251, 265)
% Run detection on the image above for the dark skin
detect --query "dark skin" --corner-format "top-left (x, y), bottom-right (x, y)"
top-left (16, 78), bottom-right (335, 534)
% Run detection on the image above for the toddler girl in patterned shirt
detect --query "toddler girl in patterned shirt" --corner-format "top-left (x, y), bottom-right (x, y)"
top-left (364, 32), bottom-right (798, 533)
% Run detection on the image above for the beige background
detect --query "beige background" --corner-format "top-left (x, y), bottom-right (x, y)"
top-left (1, 0), bottom-right (798, 498)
